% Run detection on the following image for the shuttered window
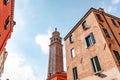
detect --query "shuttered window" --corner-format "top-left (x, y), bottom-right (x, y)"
top-left (73, 67), bottom-right (78, 80)
top-left (71, 48), bottom-right (75, 58)
top-left (96, 14), bottom-right (103, 22)
top-left (111, 19), bottom-right (117, 26)
top-left (103, 28), bottom-right (111, 38)
top-left (69, 35), bottom-right (73, 43)
top-left (82, 21), bottom-right (88, 29)
top-left (113, 50), bottom-right (120, 64)
top-left (91, 56), bottom-right (101, 73)
top-left (118, 21), bottom-right (120, 26)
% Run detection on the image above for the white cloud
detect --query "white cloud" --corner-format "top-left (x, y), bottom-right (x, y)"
top-left (15, 0), bottom-right (29, 10)
top-left (100, 2), bottom-right (117, 13)
top-left (1, 52), bottom-right (39, 80)
top-left (105, 6), bottom-right (117, 13)
top-left (15, 10), bottom-right (25, 28)
top-left (112, 0), bottom-right (120, 4)
top-left (35, 29), bottom-right (51, 54)
top-left (0, 0), bottom-right (44, 79)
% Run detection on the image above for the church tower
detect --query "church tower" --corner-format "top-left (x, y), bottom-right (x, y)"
top-left (47, 28), bottom-right (66, 80)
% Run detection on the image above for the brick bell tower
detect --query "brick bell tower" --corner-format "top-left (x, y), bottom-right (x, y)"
top-left (47, 28), bottom-right (66, 80)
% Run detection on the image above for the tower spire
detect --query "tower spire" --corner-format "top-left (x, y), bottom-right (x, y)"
top-left (47, 29), bottom-right (64, 79)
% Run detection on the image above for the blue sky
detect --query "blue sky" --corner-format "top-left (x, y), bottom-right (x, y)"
top-left (1, 0), bottom-right (120, 80)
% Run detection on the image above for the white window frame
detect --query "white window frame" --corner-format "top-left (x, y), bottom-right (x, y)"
top-left (71, 48), bottom-right (75, 58)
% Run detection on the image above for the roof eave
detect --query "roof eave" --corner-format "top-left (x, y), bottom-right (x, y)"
top-left (64, 8), bottom-right (97, 41)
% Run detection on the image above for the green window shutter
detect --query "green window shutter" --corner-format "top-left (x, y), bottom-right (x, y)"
top-left (113, 50), bottom-right (120, 63)
top-left (91, 58), bottom-right (96, 72)
top-left (103, 28), bottom-right (111, 38)
top-left (73, 67), bottom-right (78, 80)
top-left (111, 19), bottom-right (117, 26)
top-left (91, 56), bottom-right (101, 73)
top-left (94, 56), bottom-right (101, 72)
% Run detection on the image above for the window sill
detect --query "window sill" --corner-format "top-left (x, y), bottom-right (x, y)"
top-left (94, 70), bottom-right (103, 76)
top-left (106, 37), bottom-right (111, 39)
top-left (86, 43), bottom-right (95, 49)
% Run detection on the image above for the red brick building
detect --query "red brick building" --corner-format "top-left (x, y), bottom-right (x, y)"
top-left (47, 28), bottom-right (67, 80)
top-left (0, 0), bottom-right (15, 77)
top-left (50, 73), bottom-right (67, 80)
top-left (64, 8), bottom-right (120, 80)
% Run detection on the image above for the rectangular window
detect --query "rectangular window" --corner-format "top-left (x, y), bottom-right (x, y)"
top-left (103, 28), bottom-right (111, 38)
top-left (82, 21), bottom-right (88, 29)
top-left (73, 67), bottom-right (78, 80)
top-left (111, 19), bottom-right (117, 26)
top-left (4, 16), bottom-right (10, 30)
top-left (69, 35), bottom-right (73, 43)
top-left (71, 48), bottom-right (75, 58)
top-left (119, 33), bottom-right (120, 35)
top-left (85, 33), bottom-right (95, 48)
top-left (4, 0), bottom-right (10, 5)
top-left (113, 50), bottom-right (120, 64)
top-left (96, 14), bottom-right (103, 22)
top-left (91, 56), bottom-right (101, 73)
top-left (118, 21), bottom-right (120, 26)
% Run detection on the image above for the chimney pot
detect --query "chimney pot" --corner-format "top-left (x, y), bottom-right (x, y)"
top-left (98, 8), bottom-right (104, 12)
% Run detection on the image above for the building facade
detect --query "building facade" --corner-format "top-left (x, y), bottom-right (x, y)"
top-left (0, 0), bottom-right (15, 77)
top-left (47, 28), bottom-right (67, 80)
top-left (64, 8), bottom-right (120, 80)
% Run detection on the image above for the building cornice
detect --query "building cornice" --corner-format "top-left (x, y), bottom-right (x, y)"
top-left (64, 7), bottom-right (120, 41)
top-left (10, 0), bottom-right (15, 29)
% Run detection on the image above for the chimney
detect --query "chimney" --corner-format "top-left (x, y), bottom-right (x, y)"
top-left (98, 8), bottom-right (104, 12)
